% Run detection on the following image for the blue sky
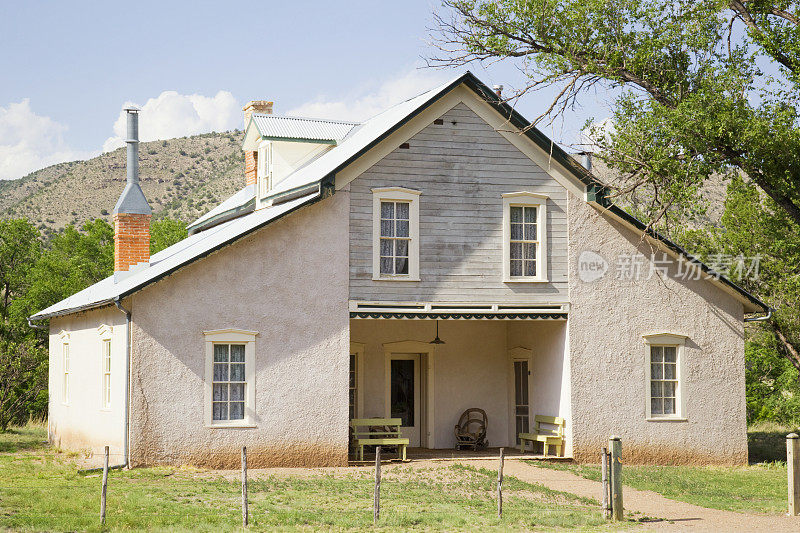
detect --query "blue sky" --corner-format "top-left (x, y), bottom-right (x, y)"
top-left (0, 1), bottom-right (610, 180)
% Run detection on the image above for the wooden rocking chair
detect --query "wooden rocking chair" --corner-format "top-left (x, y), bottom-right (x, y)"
top-left (454, 408), bottom-right (488, 450)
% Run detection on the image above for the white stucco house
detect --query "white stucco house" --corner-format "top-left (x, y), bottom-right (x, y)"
top-left (31, 72), bottom-right (769, 467)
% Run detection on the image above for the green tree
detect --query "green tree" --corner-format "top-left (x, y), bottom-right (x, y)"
top-left (678, 175), bottom-right (800, 379)
top-left (150, 218), bottom-right (188, 254)
top-left (0, 219), bottom-right (42, 338)
top-left (434, 1), bottom-right (800, 225)
top-left (0, 340), bottom-right (47, 431)
top-left (12, 219), bottom-right (114, 338)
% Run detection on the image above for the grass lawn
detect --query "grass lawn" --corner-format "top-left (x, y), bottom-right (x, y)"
top-left (529, 424), bottom-right (795, 515)
top-left (0, 426), bottom-right (617, 532)
top-left (529, 460), bottom-right (787, 515)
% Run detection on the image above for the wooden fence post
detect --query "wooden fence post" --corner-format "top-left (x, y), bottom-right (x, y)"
top-left (100, 445), bottom-right (109, 525)
top-left (601, 447), bottom-right (609, 519)
top-left (609, 436), bottom-right (623, 521)
top-left (241, 446), bottom-right (248, 527)
top-left (497, 447), bottom-right (504, 518)
top-left (374, 446), bottom-right (381, 525)
top-left (788, 434), bottom-right (800, 516)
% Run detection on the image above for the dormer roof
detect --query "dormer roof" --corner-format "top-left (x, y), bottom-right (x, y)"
top-left (242, 115), bottom-right (359, 150)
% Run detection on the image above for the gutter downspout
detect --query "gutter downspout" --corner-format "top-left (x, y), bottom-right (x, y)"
top-left (114, 297), bottom-right (132, 469)
top-left (744, 308), bottom-right (773, 322)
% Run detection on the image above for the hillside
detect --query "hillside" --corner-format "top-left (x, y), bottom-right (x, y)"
top-left (0, 131), bottom-right (246, 233)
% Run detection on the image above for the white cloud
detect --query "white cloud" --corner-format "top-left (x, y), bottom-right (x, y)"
top-left (102, 90), bottom-right (240, 152)
top-left (580, 117), bottom-right (616, 152)
top-left (286, 68), bottom-right (453, 121)
top-left (0, 99), bottom-right (97, 180)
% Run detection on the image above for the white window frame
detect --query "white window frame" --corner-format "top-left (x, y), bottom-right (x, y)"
top-left (59, 331), bottom-right (70, 405)
top-left (372, 187), bottom-right (421, 281)
top-left (643, 333), bottom-right (687, 421)
top-left (502, 192), bottom-right (549, 282)
top-left (98, 324), bottom-right (113, 410)
top-left (203, 329), bottom-right (258, 428)
top-left (257, 141), bottom-right (272, 198)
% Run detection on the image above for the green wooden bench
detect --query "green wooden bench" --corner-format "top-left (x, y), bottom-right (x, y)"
top-left (518, 415), bottom-right (565, 457)
top-left (350, 418), bottom-right (410, 461)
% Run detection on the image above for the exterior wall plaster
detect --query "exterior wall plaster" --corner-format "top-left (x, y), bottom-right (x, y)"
top-left (567, 194), bottom-right (747, 465)
top-left (127, 193), bottom-right (350, 468)
top-left (48, 306), bottom-right (127, 458)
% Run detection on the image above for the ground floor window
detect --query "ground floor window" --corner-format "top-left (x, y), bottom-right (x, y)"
top-left (203, 329), bottom-right (257, 427)
top-left (643, 333), bottom-right (686, 419)
top-left (102, 339), bottom-right (111, 409)
top-left (62, 343), bottom-right (70, 404)
top-left (213, 344), bottom-right (246, 421)
top-left (649, 345), bottom-right (678, 416)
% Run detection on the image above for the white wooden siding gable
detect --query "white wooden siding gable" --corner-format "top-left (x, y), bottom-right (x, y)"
top-left (334, 84), bottom-right (587, 198)
top-left (348, 101), bottom-right (572, 304)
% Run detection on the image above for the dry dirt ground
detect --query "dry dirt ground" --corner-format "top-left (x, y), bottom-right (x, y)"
top-left (204, 458), bottom-right (800, 532)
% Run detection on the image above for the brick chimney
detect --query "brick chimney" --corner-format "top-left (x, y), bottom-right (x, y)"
top-left (113, 106), bottom-right (152, 282)
top-left (243, 100), bottom-right (273, 186)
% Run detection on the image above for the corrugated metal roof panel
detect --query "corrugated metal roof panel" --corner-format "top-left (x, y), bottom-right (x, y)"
top-left (251, 115), bottom-right (358, 142)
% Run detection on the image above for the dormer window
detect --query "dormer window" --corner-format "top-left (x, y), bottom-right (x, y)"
top-left (257, 142), bottom-right (272, 197)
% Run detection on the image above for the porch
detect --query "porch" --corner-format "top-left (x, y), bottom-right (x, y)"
top-left (348, 447), bottom-right (573, 465)
top-left (348, 313), bottom-right (572, 458)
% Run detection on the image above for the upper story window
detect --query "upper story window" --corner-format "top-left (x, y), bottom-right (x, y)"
top-left (502, 192), bottom-right (548, 282)
top-left (257, 142), bottom-right (272, 197)
top-left (643, 333), bottom-right (687, 420)
top-left (372, 187), bottom-right (420, 281)
top-left (203, 329), bottom-right (257, 427)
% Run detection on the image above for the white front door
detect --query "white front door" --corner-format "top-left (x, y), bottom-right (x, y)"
top-left (388, 353), bottom-right (421, 447)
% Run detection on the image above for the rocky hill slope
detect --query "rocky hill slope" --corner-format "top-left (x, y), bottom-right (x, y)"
top-left (0, 131), bottom-right (246, 233)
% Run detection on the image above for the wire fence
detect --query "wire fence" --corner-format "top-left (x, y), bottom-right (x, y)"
top-left (3, 444), bottom-right (610, 529)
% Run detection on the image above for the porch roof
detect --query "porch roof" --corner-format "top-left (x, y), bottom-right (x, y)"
top-left (349, 301), bottom-right (568, 320)
top-left (350, 311), bottom-right (567, 320)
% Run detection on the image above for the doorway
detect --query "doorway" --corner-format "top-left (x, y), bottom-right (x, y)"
top-left (387, 353), bottom-right (424, 447)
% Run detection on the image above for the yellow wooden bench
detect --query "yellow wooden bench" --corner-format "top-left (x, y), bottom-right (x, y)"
top-left (518, 415), bottom-right (565, 457)
top-left (350, 418), bottom-right (410, 461)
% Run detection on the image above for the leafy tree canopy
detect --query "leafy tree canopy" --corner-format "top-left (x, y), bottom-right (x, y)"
top-left (434, 0), bottom-right (800, 225)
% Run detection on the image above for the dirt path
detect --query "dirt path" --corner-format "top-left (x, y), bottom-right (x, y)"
top-left (466, 459), bottom-right (800, 532)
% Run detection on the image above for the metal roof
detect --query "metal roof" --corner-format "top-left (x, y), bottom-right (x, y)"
top-left (187, 184), bottom-right (255, 232)
top-left (31, 71), bottom-right (769, 319)
top-left (30, 191), bottom-right (320, 319)
top-left (251, 115), bottom-right (358, 143)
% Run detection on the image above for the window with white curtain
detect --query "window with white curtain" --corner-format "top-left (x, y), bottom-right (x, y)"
top-left (380, 201), bottom-right (410, 275)
top-left (502, 192), bottom-right (548, 282)
top-left (372, 187), bottom-right (420, 281)
top-left (203, 330), bottom-right (257, 427)
top-left (212, 344), bottom-right (246, 421)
